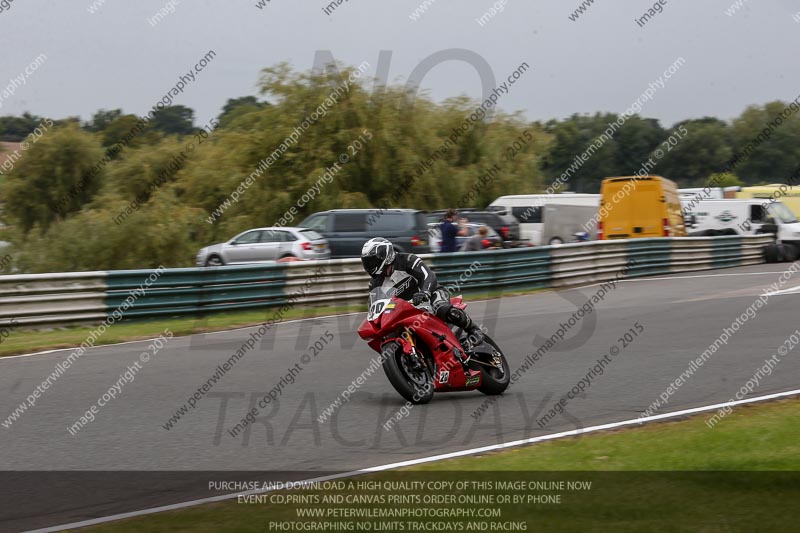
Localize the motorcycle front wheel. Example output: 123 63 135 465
381 339 435 404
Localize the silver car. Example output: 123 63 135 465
196 227 330 266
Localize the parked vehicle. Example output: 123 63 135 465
197 227 330 266
679 186 741 199
541 204 599 245
682 198 800 246
359 285 510 404
427 209 520 247
487 193 600 244
427 222 503 252
299 209 430 258
599 175 686 240
736 185 800 217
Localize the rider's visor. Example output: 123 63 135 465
361 254 385 275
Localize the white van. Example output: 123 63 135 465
678 186 741 201
681 198 800 244
488 193 600 245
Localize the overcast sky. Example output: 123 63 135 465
1 0 798 127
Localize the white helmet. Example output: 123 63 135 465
361 237 396 276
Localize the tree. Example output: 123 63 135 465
0 112 45 141
613 116 665 174
1 124 105 232
710 173 744 188
150 105 195 135
10 194 211 273
84 108 123 132
100 114 161 150
104 137 189 203
542 113 621 193
657 118 732 186
218 96 268 128
730 101 800 184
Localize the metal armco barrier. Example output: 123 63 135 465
105 265 288 319
0 271 107 327
0 235 774 328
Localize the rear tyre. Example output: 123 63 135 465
470 335 510 396
381 340 434 404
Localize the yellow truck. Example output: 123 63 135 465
736 185 800 217
598 175 686 240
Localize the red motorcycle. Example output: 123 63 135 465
358 286 510 404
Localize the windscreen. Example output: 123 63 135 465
367 286 394 321
767 202 798 224
300 229 324 240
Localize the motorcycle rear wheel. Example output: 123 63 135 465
381 340 435 404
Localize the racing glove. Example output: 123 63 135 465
412 292 430 306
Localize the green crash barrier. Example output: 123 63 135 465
626 238 674 278
104 264 288 319
100 237 772 322
711 236 745 269
429 247 552 294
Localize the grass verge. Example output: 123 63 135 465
87 396 800 532
0 304 363 358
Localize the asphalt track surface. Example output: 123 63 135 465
2 263 800 531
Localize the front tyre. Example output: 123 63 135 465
381 340 434 404
471 335 510 396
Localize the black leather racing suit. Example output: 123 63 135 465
368 253 481 347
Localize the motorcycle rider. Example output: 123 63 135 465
361 237 484 365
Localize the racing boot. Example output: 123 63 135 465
463 324 485 353
447 307 484 355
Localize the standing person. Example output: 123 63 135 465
439 208 467 253
461 226 489 251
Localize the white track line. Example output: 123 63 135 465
619 271 788 282
765 285 800 296
30 387 800 533
0 312 363 362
